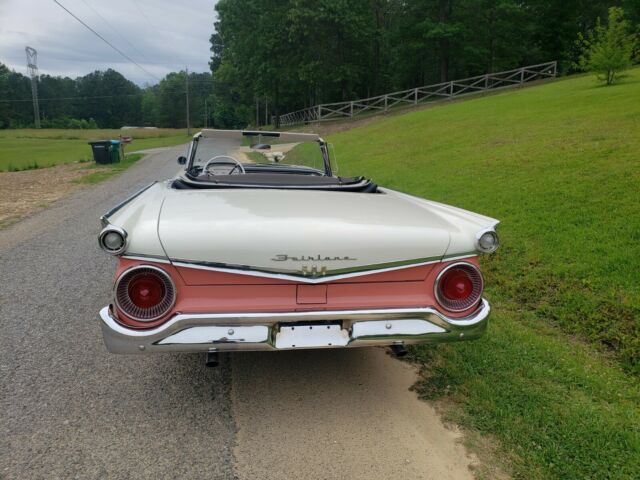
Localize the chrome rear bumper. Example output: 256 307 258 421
99 300 490 354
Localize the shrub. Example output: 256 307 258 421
576 7 637 85
40 117 100 129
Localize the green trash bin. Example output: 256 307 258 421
109 140 122 164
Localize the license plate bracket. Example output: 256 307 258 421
275 322 349 349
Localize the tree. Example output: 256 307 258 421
75 69 142 127
576 7 637 85
0 63 33 128
140 88 159 126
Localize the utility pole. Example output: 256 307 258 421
25 46 41 128
204 99 208 128
255 97 259 127
185 67 190 135
264 98 267 126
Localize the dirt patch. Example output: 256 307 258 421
0 163 106 228
232 347 483 480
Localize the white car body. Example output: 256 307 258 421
98 130 499 356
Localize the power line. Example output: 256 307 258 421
0 84 212 103
52 0 160 82
78 0 150 63
0 93 144 103
131 0 161 33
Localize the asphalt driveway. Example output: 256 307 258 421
1 146 477 480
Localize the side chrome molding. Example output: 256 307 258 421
100 181 157 227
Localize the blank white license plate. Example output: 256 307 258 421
275 323 349 349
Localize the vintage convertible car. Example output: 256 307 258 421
98 129 499 360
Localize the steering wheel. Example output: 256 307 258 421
202 155 245 175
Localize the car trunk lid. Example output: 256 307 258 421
158 188 453 281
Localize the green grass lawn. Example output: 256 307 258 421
74 153 144 185
0 128 189 171
326 69 640 479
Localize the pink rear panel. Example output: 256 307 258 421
297 285 328 304
112 257 481 328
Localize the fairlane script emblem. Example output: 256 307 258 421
272 254 358 277
272 254 358 262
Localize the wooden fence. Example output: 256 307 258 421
278 61 557 126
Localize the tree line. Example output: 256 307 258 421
1 1 638 130
210 0 640 127
0 64 213 130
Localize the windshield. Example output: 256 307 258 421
187 130 332 178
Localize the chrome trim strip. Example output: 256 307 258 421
170 253 479 283
171 256 445 283
441 252 478 262
100 181 157 226
99 299 490 353
122 254 171 264
122 253 479 281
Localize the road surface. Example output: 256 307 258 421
0 146 478 479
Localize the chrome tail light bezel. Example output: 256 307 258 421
475 228 500 253
99 226 128 255
434 262 484 312
114 265 176 322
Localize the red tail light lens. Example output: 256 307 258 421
115 266 176 322
435 263 483 312
128 275 164 309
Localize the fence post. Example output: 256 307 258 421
278 61 559 125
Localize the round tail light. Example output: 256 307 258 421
435 262 483 312
115 266 176 322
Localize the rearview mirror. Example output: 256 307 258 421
177 156 187 165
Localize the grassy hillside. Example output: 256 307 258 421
333 70 640 372
0 128 189 171
327 70 640 479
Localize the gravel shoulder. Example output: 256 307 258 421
1 146 236 479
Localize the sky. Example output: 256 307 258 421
0 0 217 85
